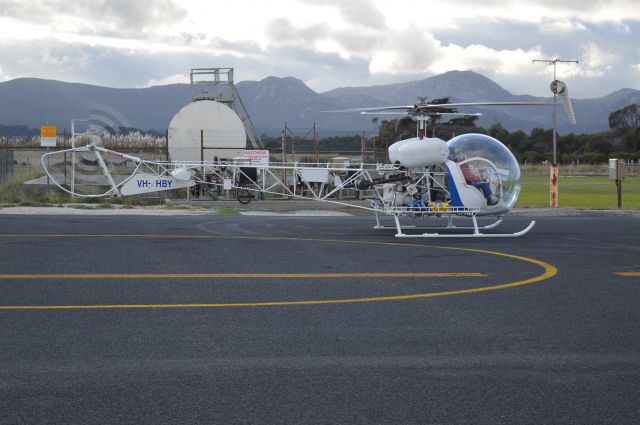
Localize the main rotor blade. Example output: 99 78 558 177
417 101 556 108
321 105 414 113
359 111 409 115
357 112 482 118
431 112 482 117
323 102 556 114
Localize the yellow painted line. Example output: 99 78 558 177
0 234 261 239
614 272 640 277
0 237 557 309
0 272 485 279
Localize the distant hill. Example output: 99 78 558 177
1 71 639 137
0 124 39 137
323 70 514 103
0 78 191 133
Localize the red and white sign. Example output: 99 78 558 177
243 149 269 167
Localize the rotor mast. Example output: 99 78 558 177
414 98 432 139
410 97 450 139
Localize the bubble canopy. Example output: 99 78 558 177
447 133 521 208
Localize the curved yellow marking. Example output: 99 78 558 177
615 272 640 277
0 234 557 309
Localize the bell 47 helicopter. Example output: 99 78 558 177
41 82 575 238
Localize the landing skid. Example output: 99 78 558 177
375 212 535 238
374 213 504 231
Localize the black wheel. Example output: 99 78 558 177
237 187 252 204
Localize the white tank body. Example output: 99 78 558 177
168 100 246 162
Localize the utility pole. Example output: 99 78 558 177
532 58 579 207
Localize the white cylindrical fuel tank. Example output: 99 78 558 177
388 137 448 168
168 100 246 162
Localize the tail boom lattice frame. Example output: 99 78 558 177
41 145 533 238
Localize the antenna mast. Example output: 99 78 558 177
532 58 579 207
532 58 579 164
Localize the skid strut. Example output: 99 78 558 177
384 212 534 238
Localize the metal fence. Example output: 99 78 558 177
2 145 639 181
520 161 640 177
0 148 13 182
1 142 638 207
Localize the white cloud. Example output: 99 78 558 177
264 16 384 60
616 23 631 34
540 18 587 34
430 44 547 77
265 18 328 47
407 0 640 24
369 27 547 80
298 0 386 28
369 30 443 74
577 42 616 77
582 43 616 68
0 0 639 98
143 73 190 87
332 28 385 56
0 0 188 35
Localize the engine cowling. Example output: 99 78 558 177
388 137 448 168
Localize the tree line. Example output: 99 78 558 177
372 102 640 164
4 104 639 164
262 103 640 164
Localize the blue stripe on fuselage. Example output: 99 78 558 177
445 162 464 207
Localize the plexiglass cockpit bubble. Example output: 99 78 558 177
447 133 521 208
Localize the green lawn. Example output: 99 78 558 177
517 175 640 209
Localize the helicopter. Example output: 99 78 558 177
41 82 575 238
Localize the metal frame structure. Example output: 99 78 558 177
41 143 535 238
281 123 319 163
190 68 263 149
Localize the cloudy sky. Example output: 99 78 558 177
0 0 638 98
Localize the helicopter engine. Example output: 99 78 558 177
388 137 448 169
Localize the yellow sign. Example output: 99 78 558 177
40 126 57 138
40 126 57 147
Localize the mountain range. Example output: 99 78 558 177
1 70 639 137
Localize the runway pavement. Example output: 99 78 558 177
0 209 639 424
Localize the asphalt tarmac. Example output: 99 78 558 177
0 209 639 424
